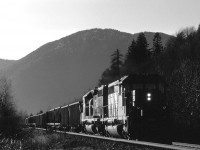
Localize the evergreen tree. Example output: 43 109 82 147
195 24 200 55
127 39 137 57
98 68 113 86
123 33 153 74
130 33 152 73
110 49 123 78
125 39 136 64
152 33 163 73
98 49 123 85
123 39 137 74
197 24 200 36
175 31 186 47
152 32 163 56
134 32 150 63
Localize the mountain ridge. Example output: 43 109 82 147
0 59 16 71
2 28 172 114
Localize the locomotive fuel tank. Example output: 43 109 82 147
105 124 123 137
85 124 97 134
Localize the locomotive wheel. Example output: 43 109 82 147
104 131 110 137
122 130 129 139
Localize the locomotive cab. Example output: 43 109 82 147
103 74 169 142
122 75 169 143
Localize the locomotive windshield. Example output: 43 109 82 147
108 86 114 94
98 89 103 96
145 84 156 90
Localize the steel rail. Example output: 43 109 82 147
36 128 195 150
173 142 200 149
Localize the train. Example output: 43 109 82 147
25 74 171 143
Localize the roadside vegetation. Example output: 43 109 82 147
0 77 27 135
0 128 161 150
0 77 27 149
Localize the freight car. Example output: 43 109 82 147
25 74 170 143
26 102 83 131
46 107 61 129
25 114 37 127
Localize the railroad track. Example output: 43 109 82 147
36 128 200 150
172 142 200 149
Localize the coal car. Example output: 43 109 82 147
25 115 37 127
60 105 70 131
68 101 82 132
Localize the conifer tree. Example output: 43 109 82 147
123 39 137 74
98 49 123 85
127 39 137 57
197 24 200 36
110 49 123 79
98 68 113 86
153 32 163 56
195 24 200 55
134 33 149 63
125 39 136 63
123 33 152 74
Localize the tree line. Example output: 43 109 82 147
99 24 200 143
99 31 164 85
0 77 26 137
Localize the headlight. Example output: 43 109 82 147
147 93 151 101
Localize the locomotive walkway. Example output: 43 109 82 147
36 128 199 150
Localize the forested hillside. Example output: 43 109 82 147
99 25 200 143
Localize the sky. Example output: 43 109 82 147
0 0 200 60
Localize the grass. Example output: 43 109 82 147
0 128 95 149
1 128 159 150
0 137 22 149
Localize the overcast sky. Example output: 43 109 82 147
0 0 200 60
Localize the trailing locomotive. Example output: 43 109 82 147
25 74 170 143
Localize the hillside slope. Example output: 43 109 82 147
0 59 15 70
4 28 171 114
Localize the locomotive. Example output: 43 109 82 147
25 74 170 143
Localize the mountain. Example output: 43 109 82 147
3 28 171 114
0 59 16 70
